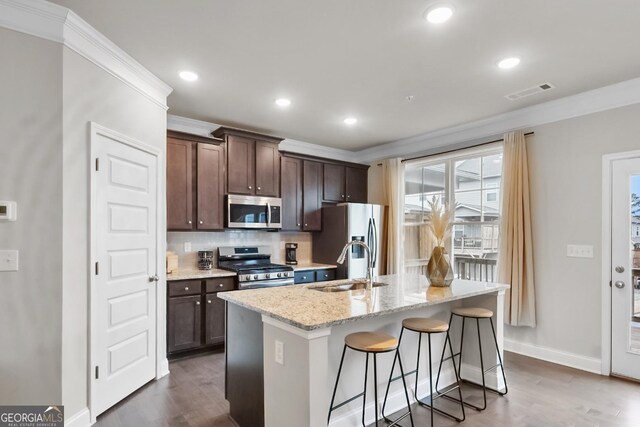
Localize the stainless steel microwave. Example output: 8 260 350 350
226 195 282 229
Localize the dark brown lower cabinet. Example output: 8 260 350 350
167 295 201 353
167 277 234 356
205 293 225 345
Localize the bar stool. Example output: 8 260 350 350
435 307 508 412
382 318 465 426
328 331 414 427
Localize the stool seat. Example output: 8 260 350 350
452 307 493 318
402 317 449 333
345 331 398 352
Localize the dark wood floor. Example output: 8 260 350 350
96 351 640 427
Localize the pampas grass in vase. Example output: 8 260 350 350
425 196 455 287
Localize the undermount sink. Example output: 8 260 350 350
311 280 389 292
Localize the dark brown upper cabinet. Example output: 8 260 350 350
167 138 193 229
302 160 323 231
346 166 368 203
166 131 225 231
323 163 346 202
281 156 303 230
213 127 283 197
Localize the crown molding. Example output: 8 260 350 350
357 77 640 163
167 114 359 163
0 0 172 109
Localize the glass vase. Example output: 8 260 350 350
426 246 454 287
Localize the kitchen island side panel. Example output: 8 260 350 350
226 303 264 427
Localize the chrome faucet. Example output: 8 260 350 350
337 240 373 284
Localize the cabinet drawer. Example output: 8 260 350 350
294 271 315 284
168 280 202 297
315 269 336 282
205 277 235 293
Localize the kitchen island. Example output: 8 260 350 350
219 275 508 427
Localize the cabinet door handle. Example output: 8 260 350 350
324 274 328 278
218 283 224 288
248 185 253 190
341 194 345 198
257 186 261 191
199 220 203 224
347 195 351 199
184 286 189 291
297 223 301 227
302 276 307 280
188 220 192 224
304 223 308 227
207 300 212 304
195 301 200 305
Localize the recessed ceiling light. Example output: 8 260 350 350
275 98 291 107
425 4 455 24
497 57 521 70
179 70 198 82
343 117 357 125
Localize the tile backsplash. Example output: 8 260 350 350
167 230 313 270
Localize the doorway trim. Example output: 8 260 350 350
88 122 168 423
601 149 640 376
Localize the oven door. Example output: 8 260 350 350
238 278 294 289
227 195 282 229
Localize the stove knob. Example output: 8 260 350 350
283 272 289 277
277 273 282 278
245 275 252 281
254 275 259 280
265 273 271 279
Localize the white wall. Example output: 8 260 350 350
504 103 640 362
0 28 63 405
61 47 168 417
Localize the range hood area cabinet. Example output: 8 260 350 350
167 131 225 231
280 156 324 231
323 163 368 203
212 127 283 197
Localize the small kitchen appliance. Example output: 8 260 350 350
198 251 214 270
285 243 298 265
218 246 294 289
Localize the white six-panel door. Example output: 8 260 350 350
611 157 640 380
91 126 158 416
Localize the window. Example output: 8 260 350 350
403 145 502 282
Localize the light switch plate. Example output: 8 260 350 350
0 250 19 271
184 242 191 252
567 244 594 258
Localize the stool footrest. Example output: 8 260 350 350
383 409 412 427
460 379 507 396
415 394 465 422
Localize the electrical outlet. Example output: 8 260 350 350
0 250 19 271
184 242 191 252
275 340 284 365
567 244 594 258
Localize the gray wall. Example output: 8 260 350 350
505 103 640 359
0 28 64 404
61 47 167 417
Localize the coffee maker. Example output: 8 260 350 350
285 243 298 265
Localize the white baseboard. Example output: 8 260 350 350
157 357 170 379
504 339 602 375
65 407 92 427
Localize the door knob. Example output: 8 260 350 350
615 266 625 273
615 281 625 289
148 275 159 282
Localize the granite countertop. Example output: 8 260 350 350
218 274 509 330
291 263 337 271
167 268 236 281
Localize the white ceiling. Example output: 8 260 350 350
53 0 640 150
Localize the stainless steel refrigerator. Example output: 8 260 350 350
313 203 385 280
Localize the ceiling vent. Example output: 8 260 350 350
505 83 555 101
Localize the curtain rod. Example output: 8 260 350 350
398 131 534 164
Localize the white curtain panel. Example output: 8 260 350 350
498 131 537 327
382 158 404 274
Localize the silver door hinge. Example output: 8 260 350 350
95 262 99 275
95 366 99 379
95 158 99 171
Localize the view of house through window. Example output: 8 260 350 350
403 146 502 282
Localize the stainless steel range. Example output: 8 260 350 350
217 246 294 290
